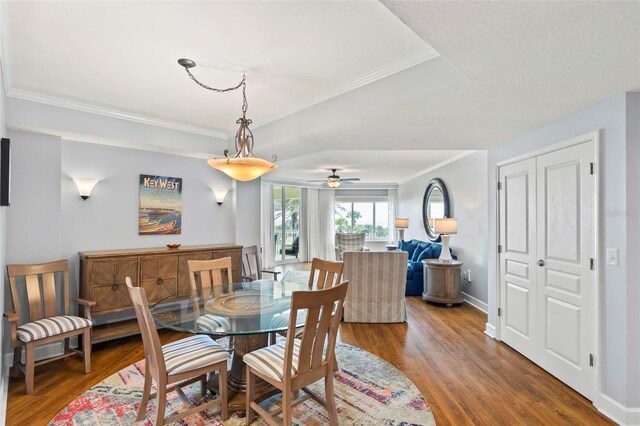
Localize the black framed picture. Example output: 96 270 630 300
1 138 10 206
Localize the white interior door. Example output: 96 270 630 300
499 158 537 360
498 139 595 400
535 142 595 399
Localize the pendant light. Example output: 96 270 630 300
178 58 278 181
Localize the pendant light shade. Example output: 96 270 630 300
207 157 278 181
178 58 278 181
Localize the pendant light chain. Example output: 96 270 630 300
177 58 278 181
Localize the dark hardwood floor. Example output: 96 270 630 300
6 264 612 425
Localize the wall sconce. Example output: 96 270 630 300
213 189 228 206
73 178 99 200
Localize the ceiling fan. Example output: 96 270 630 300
307 169 361 188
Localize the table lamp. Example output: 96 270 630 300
433 218 457 262
395 218 409 242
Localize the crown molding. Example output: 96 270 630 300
251 47 440 131
0 0 437 141
399 150 478 184
6 88 229 139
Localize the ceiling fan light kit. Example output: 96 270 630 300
178 58 278 181
307 168 360 188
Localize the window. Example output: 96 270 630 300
334 198 389 240
273 186 301 263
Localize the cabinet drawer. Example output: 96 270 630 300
141 255 178 280
91 258 138 286
141 277 177 303
93 283 132 312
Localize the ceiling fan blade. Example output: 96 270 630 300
341 178 361 181
306 179 329 182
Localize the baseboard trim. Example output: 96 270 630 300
462 292 488 313
484 323 496 339
595 392 640 425
0 364 8 426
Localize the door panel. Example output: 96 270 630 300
499 158 537 359
499 139 595 401
536 142 594 399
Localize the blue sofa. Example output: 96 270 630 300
398 239 456 296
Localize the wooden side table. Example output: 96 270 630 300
422 259 463 307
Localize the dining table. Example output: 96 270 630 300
150 278 309 413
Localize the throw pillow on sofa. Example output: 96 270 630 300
398 240 419 258
415 245 435 262
411 242 431 262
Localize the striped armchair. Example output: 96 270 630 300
342 251 408 323
334 233 369 261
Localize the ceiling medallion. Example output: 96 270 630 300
178 58 278 181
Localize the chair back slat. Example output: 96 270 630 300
25 275 43 321
6 260 70 325
126 277 165 379
242 245 261 280
41 272 58 318
188 258 232 294
309 258 344 290
285 281 348 381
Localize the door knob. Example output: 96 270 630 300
537 260 545 267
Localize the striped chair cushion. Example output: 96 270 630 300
269 309 307 330
243 339 301 382
16 316 92 343
163 335 229 375
196 314 232 333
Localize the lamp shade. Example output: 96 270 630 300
207 157 278 182
432 218 457 234
213 189 228 205
394 218 409 229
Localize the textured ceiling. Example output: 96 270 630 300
3 1 640 186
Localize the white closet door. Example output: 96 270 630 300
499 158 538 360
535 142 595 399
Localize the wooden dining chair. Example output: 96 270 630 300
270 258 344 347
244 281 349 426
125 278 229 425
241 245 280 282
4 260 95 394
188 258 234 346
308 258 344 290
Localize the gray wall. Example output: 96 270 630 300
625 93 640 407
0 57 8 392
398 151 489 306
4 129 246 350
487 93 638 409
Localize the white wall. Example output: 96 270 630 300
487 93 638 415
398 151 489 306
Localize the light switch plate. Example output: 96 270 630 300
607 248 619 266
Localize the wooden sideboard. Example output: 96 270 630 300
79 244 242 344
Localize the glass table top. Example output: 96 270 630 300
149 279 310 336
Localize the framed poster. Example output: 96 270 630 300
139 174 182 235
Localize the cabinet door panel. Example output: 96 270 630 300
93 283 131 312
141 277 177 303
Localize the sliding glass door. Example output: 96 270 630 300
273 186 301 264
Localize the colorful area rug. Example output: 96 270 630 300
50 343 435 425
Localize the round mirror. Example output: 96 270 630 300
422 178 450 241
